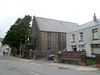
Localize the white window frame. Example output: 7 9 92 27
92 28 99 40
79 32 84 42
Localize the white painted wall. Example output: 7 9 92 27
67 24 100 57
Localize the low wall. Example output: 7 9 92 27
22 50 41 59
22 50 58 59
54 51 86 66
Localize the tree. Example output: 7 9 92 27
2 15 32 54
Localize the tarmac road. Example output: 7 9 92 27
0 47 100 75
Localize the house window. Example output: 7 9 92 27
71 34 75 43
78 44 85 51
48 33 51 50
92 28 99 40
91 44 100 54
79 32 84 42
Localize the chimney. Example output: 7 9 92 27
93 13 97 22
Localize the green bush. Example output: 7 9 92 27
86 59 96 65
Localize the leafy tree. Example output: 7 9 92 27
2 15 32 54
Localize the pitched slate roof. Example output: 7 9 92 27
35 17 78 33
72 19 100 32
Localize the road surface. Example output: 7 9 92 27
0 47 100 75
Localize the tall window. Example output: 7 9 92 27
48 33 51 50
72 34 75 43
92 28 99 40
79 32 84 42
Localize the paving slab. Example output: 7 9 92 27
47 63 99 71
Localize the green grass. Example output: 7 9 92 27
86 59 96 65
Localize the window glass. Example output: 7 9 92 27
71 34 75 43
92 28 99 40
79 32 84 42
78 44 85 51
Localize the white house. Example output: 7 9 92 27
67 13 100 57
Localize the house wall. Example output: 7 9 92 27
32 17 66 52
39 31 66 52
67 24 100 57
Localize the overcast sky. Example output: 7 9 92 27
0 0 100 38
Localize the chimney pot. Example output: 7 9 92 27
93 13 97 22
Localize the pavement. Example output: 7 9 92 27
19 57 100 72
47 63 99 71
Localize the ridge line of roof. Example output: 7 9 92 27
68 19 100 33
80 18 100 26
35 16 78 24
